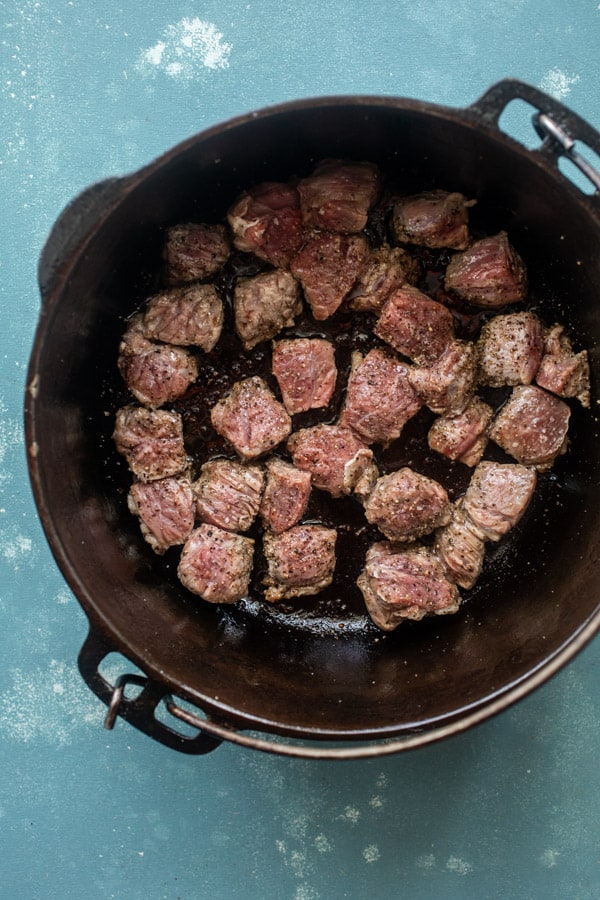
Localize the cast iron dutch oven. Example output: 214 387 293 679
25 80 600 759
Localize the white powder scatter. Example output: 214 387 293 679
539 68 581 100
375 772 389 789
369 795 384 810
1 528 35 570
313 833 332 854
294 886 320 900
338 805 361 824
56 588 73 605
416 853 436 869
446 856 473 875
0 659 103 745
540 849 560 868
136 18 232 80
362 844 381 864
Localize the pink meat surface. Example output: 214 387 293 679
234 269 302 350
263 524 337 602
288 424 378 498
272 338 337 414
290 232 369 320
363 468 451 542
357 542 461 630
118 321 198 409
489 385 571 469
444 231 527 307
339 348 422 445
141 283 224 350
113 406 188 482
535 324 590 407
227 181 304 268
462 461 537 541
477 311 544 387
260 458 312 535
427 396 493 467
193 459 264 532
128 476 195 554
433 503 486 589
347 244 420 313
375 284 455 365
162 222 230 284
178 524 254 604
210 376 292 460
297 159 380 233
408 339 478 416
391 189 476 250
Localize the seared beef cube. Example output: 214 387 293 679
234 270 302 350
288 424 378 499
434 503 486 589
226 181 304 268
263 524 337 602
113 406 188 482
444 231 527 307
339 348 422 445
290 232 369 320
462 461 537 541
375 285 455 365
163 222 230 284
489 385 570 469
193 459 264 533
118 320 198 409
427 397 493 467
297 159 380 233
391 190 476 250
141 283 224 350
272 337 337 414
128 476 195 554
408 339 478 416
210 376 292 460
357 542 461 630
363 468 451 542
478 312 544 387
347 244 420 313
260 458 312 535
536 324 591 407
178 524 254 604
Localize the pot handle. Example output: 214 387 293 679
77 625 223 755
468 78 600 199
38 176 131 304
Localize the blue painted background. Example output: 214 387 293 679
1 2 599 898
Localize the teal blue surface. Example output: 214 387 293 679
1 2 599 898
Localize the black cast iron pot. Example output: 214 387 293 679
25 80 600 759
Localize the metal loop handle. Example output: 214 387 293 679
533 112 600 193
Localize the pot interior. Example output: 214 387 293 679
29 98 600 739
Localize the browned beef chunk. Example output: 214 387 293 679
375 285 455 365
118 320 198 409
141 283 224 350
339 348 422 445
234 270 302 350
290 232 369 320
462 461 537 541
346 244 420 313
272 337 337 414
193 459 264 533
357 542 461 630
535 324 591 407
178 524 254 604
297 159 380 233
210 376 292 460
226 181 304 268
408 339 478 415
391 190 476 250
444 231 527 307
263 524 337 602
489 385 570 469
288 423 378 498
113 406 188 482
477 312 544 387
128 476 195 554
363 468 451 542
162 223 230 284
260 458 312 535
427 396 493 466
433 503 486 589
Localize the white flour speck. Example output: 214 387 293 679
56 588 72 605
136 18 232 80
540 848 560 868
1 528 35 570
338 805 361 824
313 834 332 854
416 853 436 869
362 844 381 863
369 795 384 809
446 856 473 875
539 68 580 100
